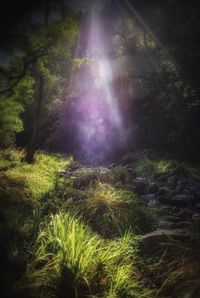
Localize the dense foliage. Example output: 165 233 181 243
1 1 200 297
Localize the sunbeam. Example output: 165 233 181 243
70 7 125 162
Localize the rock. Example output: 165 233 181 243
161 215 181 222
157 193 173 204
174 186 183 194
72 170 97 189
140 229 189 254
121 153 137 164
69 161 84 171
195 203 200 211
58 169 68 175
171 194 196 207
167 176 178 184
177 208 193 220
158 220 177 230
158 187 171 195
192 213 200 221
175 221 191 229
190 185 200 196
183 188 192 195
141 194 156 203
132 177 148 194
148 182 158 194
148 200 158 207
99 168 112 183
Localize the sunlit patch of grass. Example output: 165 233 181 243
0 148 25 171
69 183 157 237
0 150 72 208
134 155 200 179
24 212 153 298
5 152 71 198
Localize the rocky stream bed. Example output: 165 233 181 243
59 161 200 253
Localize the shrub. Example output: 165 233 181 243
25 212 152 298
66 183 157 238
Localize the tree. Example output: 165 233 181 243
0 10 79 162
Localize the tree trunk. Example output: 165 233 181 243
26 65 44 163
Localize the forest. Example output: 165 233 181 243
0 0 200 297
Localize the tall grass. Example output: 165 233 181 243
71 183 157 237
26 212 152 298
147 240 200 298
134 155 200 178
0 150 72 209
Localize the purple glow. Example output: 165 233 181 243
69 10 128 162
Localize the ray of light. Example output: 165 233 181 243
121 0 183 78
70 7 125 162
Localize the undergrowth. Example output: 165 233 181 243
1 148 200 298
68 182 158 237
23 212 153 298
134 154 200 179
145 239 200 298
0 149 72 207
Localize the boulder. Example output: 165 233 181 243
148 200 158 207
175 221 191 229
140 229 189 254
192 213 200 221
148 182 158 194
132 177 148 194
141 194 156 203
158 220 177 230
177 208 193 220
160 215 181 223
171 194 196 207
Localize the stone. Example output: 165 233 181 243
148 200 157 207
121 153 137 164
158 220 177 230
141 194 156 203
174 186 183 194
160 215 181 223
132 177 148 194
171 194 196 207
177 208 193 220
192 213 200 221
148 182 158 194
175 221 191 229
157 193 173 204
140 229 189 254
167 176 178 184
195 203 200 211
157 187 172 196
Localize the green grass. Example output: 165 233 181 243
1 148 199 298
0 149 72 207
145 240 200 298
24 211 153 298
65 182 158 237
134 154 200 179
0 148 25 170
0 149 73 296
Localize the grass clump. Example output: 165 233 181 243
0 148 25 170
146 240 200 298
134 155 200 179
0 150 72 207
69 183 157 237
25 211 152 298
